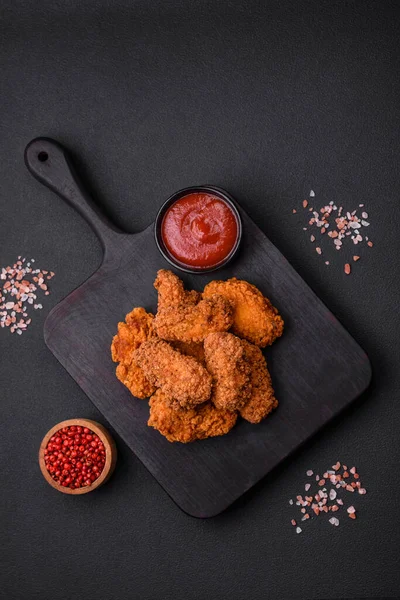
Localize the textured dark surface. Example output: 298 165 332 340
1 0 400 598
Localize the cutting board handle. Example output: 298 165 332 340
25 138 122 250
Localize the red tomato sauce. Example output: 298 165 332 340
161 192 239 268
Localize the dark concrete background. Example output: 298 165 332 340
1 1 399 598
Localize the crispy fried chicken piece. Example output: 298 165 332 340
148 389 237 443
154 269 200 312
203 278 284 347
116 363 156 399
154 293 233 343
133 338 212 408
111 307 155 367
239 341 278 423
111 307 156 399
171 340 206 364
204 332 251 411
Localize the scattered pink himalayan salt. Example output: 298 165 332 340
292 192 374 273
289 462 366 534
0 257 54 335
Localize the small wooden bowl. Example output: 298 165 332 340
39 419 117 495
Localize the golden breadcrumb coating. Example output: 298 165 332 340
171 340 206 364
203 278 284 347
148 389 237 443
154 269 200 312
239 341 278 423
154 293 233 343
116 363 156 399
204 332 251 411
133 338 212 408
111 307 155 367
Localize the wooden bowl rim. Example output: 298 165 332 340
39 418 117 495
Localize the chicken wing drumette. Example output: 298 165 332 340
203 278 283 347
148 389 237 443
204 332 252 411
153 270 233 343
133 338 212 408
111 307 156 398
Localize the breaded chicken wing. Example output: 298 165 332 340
203 278 284 347
154 269 200 312
133 338 212 408
111 307 155 367
148 389 237 443
204 332 251 411
111 307 156 398
239 341 278 423
154 293 233 343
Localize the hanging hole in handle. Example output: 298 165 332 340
38 151 48 162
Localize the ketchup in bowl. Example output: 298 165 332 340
160 191 240 271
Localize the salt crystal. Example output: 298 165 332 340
361 220 370 226
361 212 368 219
347 505 356 514
306 470 313 476
309 190 315 197
329 489 337 500
289 499 293 505
329 517 339 526
337 499 343 505
296 527 302 534
305 483 311 491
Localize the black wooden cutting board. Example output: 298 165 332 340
25 137 371 517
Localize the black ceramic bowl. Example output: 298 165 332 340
154 185 242 274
